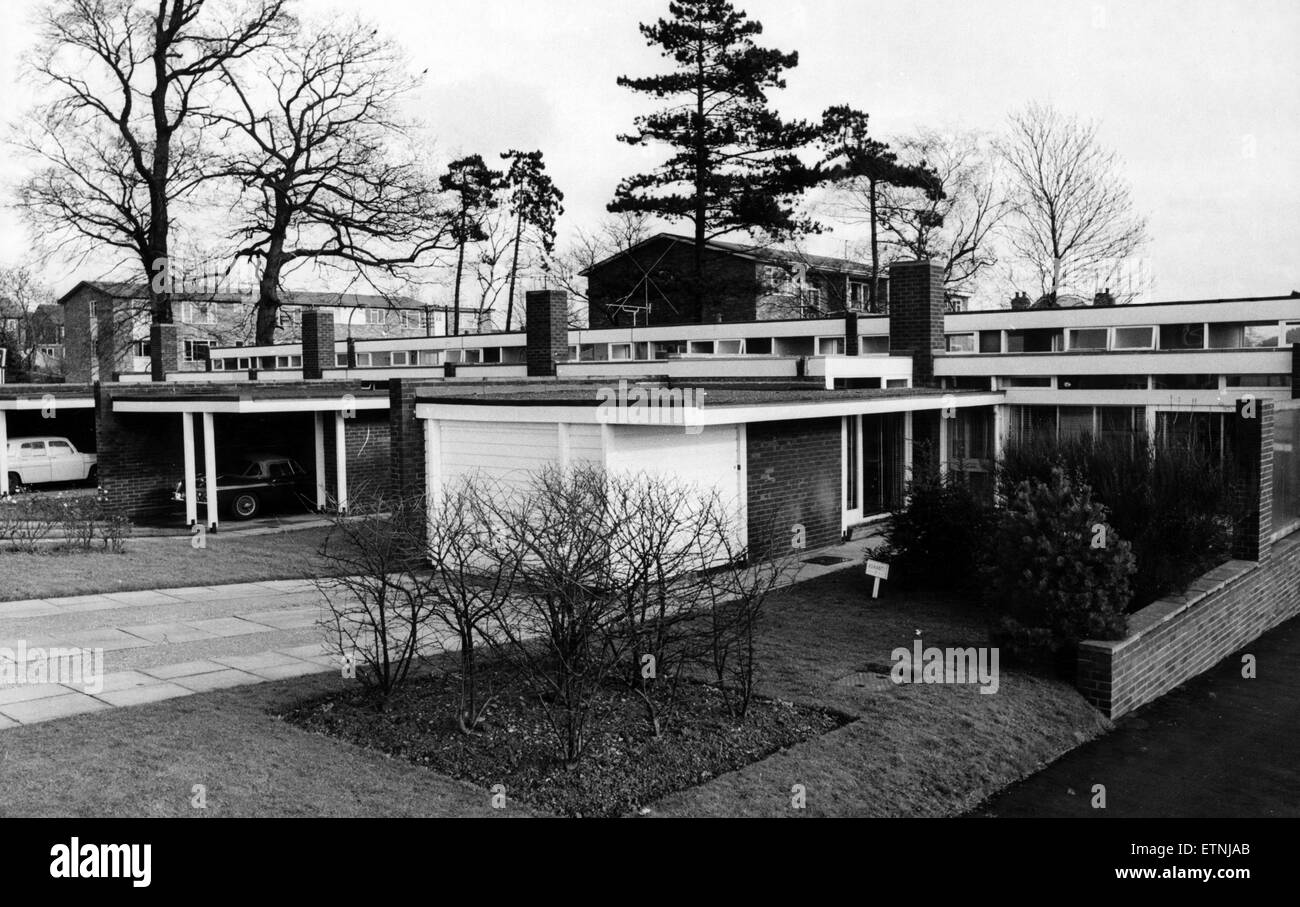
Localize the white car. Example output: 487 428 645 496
5 436 98 488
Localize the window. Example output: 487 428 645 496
391 350 409 366
885 378 909 388
860 336 889 354
1066 328 1108 350
716 340 742 355
804 286 823 310
819 337 846 356
355 352 372 367
462 349 482 364
180 302 216 325
689 340 715 355
1113 326 1155 349
849 281 869 307
1006 329 1063 353
418 350 440 366
1207 323 1244 348
979 332 1002 353
1157 411 1226 459
1160 323 1205 350
19 441 45 457
1285 323 1300 345
1100 406 1146 443
371 351 392 367
946 333 976 353
999 376 1052 388
1244 323 1280 347
49 440 73 453
365 308 389 325
183 340 210 362
236 357 251 369
1226 374 1291 388
132 340 151 358
336 353 349 367
1058 374 1147 390
1152 373 1216 390
211 359 226 370
745 337 773 355
1059 406 1095 439
610 344 632 360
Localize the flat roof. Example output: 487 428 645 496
0 383 96 410
107 380 390 414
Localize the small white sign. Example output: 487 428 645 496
865 560 891 580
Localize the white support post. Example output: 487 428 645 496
557 422 571 471
0 409 9 496
182 412 197 527
425 418 442 513
903 411 914 484
314 412 327 511
202 412 218 531
334 411 348 513
938 408 950 478
992 404 1006 461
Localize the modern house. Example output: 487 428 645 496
57 281 453 382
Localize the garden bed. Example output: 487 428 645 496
283 668 850 817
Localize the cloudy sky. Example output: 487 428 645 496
1 0 1297 302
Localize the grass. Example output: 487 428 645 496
0 565 1110 816
0 526 339 601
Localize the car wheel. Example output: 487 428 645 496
230 492 260 520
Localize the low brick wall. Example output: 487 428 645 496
1077 532 1300 719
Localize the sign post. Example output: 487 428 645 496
864 559 890 599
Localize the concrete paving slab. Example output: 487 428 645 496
102 589 187 606
0 600 61 618
0 683 75 705
42 594 120 611
1 692 111 724
172 669 263 693
95 682 193 708
185 617 275 638
140 659 228 680
118 622 219 645
235 608 321 630
0 714 18 730
214 651 303 673
57 627 153 651
249 660 331 681
95 670 163 693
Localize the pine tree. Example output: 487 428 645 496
610 0 822 318
500 150 565 331
440 155 502 335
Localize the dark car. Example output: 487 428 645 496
173 453 312 520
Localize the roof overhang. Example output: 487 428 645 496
112 395 388 414
0 395 96 411
415 391 1003 426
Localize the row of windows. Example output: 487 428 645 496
947 321 1300 354
567 335 891 362
974 374 1292 391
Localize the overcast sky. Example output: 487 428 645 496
1 0 1297 302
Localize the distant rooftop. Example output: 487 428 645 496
581 231 877 278
57 280 432 310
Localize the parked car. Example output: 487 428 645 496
173 453 312 520
4 436 97 490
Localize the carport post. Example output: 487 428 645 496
0 409 9 496
182 412 198 527
334 411 348 513
314 412 327 511
202 412 218 531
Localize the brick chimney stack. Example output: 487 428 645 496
1093 287 1116 307
301 309 335 380
887 260 945 386
1010 292 1031 310
526 289 569 377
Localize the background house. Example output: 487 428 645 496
58 281 448 382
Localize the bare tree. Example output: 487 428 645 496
14 0 288 338
874 128 1010 306
998 102 1148 301
208 17 451 344
0 266 59 381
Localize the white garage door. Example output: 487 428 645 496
440 420 561 495
606 423 745 545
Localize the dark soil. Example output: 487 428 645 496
281 669 850 817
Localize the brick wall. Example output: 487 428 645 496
324 410 391 505
301 310 335 380
887 260 945 386
1076 397 1295 718
388 378 424 502
526 290 569 377
746 418 842 554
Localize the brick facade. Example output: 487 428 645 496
1077 398 1295 718
746 418 842 554
388 378 425 503
301 310 335 380
888 260 945 387
526 290 569 377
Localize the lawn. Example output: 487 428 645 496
0 526 339 601
0 566 1110 817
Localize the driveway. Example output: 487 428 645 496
975 615 1300 817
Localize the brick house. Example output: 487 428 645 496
583 232 887 328
58 281 445 382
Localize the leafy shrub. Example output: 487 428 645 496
981 470 1134 667
1001 435 1241 609
871 469 994 597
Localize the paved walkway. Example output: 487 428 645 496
0 535 874 729
975 614 1300 817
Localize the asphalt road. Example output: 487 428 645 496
975 616 1300 818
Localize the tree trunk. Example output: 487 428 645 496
869 179 881 312
693 41 707 323
505 213 523 331
254 254 284 346
451 222 466 337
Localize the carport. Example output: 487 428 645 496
110 386 389 529
0 385 97 496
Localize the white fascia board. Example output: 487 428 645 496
944 298 1300 330
415 392 1003 426
113 396 389 414
1000 389 1256 409
936 349 1291 376
0 396 96 410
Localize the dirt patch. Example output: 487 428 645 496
282 670 851 818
